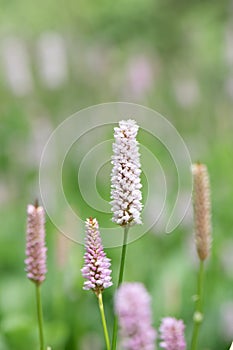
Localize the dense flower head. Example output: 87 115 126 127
81 217 112 293
191 163 212 260
114 282 156 350
159 317 186 350
110 119 143 226
25 202 47 284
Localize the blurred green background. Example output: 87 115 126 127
1 0 233 349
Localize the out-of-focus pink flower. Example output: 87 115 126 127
126 55 154 98
115 282 156 350
37 32 68 89
1 37 33 96
159 317 186 350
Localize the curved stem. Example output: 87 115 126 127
191 260 205 350
111 226 129 350
98 292 111 350
35 284 45 350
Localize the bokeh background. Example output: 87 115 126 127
1 1 233 349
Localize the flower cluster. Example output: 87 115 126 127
114 282 156 350
110 119 143 226
25 203 47 284
81 217 112 294
23 119 212 350
159 317 186 350
191 163 212 260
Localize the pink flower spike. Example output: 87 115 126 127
25 201 47 284
81 217 113 294
159 317 186 350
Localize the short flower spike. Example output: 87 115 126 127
81 218 112 294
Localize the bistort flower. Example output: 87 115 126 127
25 201 47 284
110 119 143 226
114 282 156 350
159 317 186 350
191 163 212 260
81 217 112 294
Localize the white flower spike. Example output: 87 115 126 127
110 119 143 226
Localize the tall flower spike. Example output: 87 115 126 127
81 218 112 294
114 282 156 350
25 201 47 284
110 119 142 226
191 163 212 260
159 317 186 350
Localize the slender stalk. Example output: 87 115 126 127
35 283 45 350
111 226 129 350
191 260 205 350
117 226 129 286
98 292 111 350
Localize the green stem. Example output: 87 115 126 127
111 226 129 350
35 283 45 350
191 260 205 350
98 292 111 350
